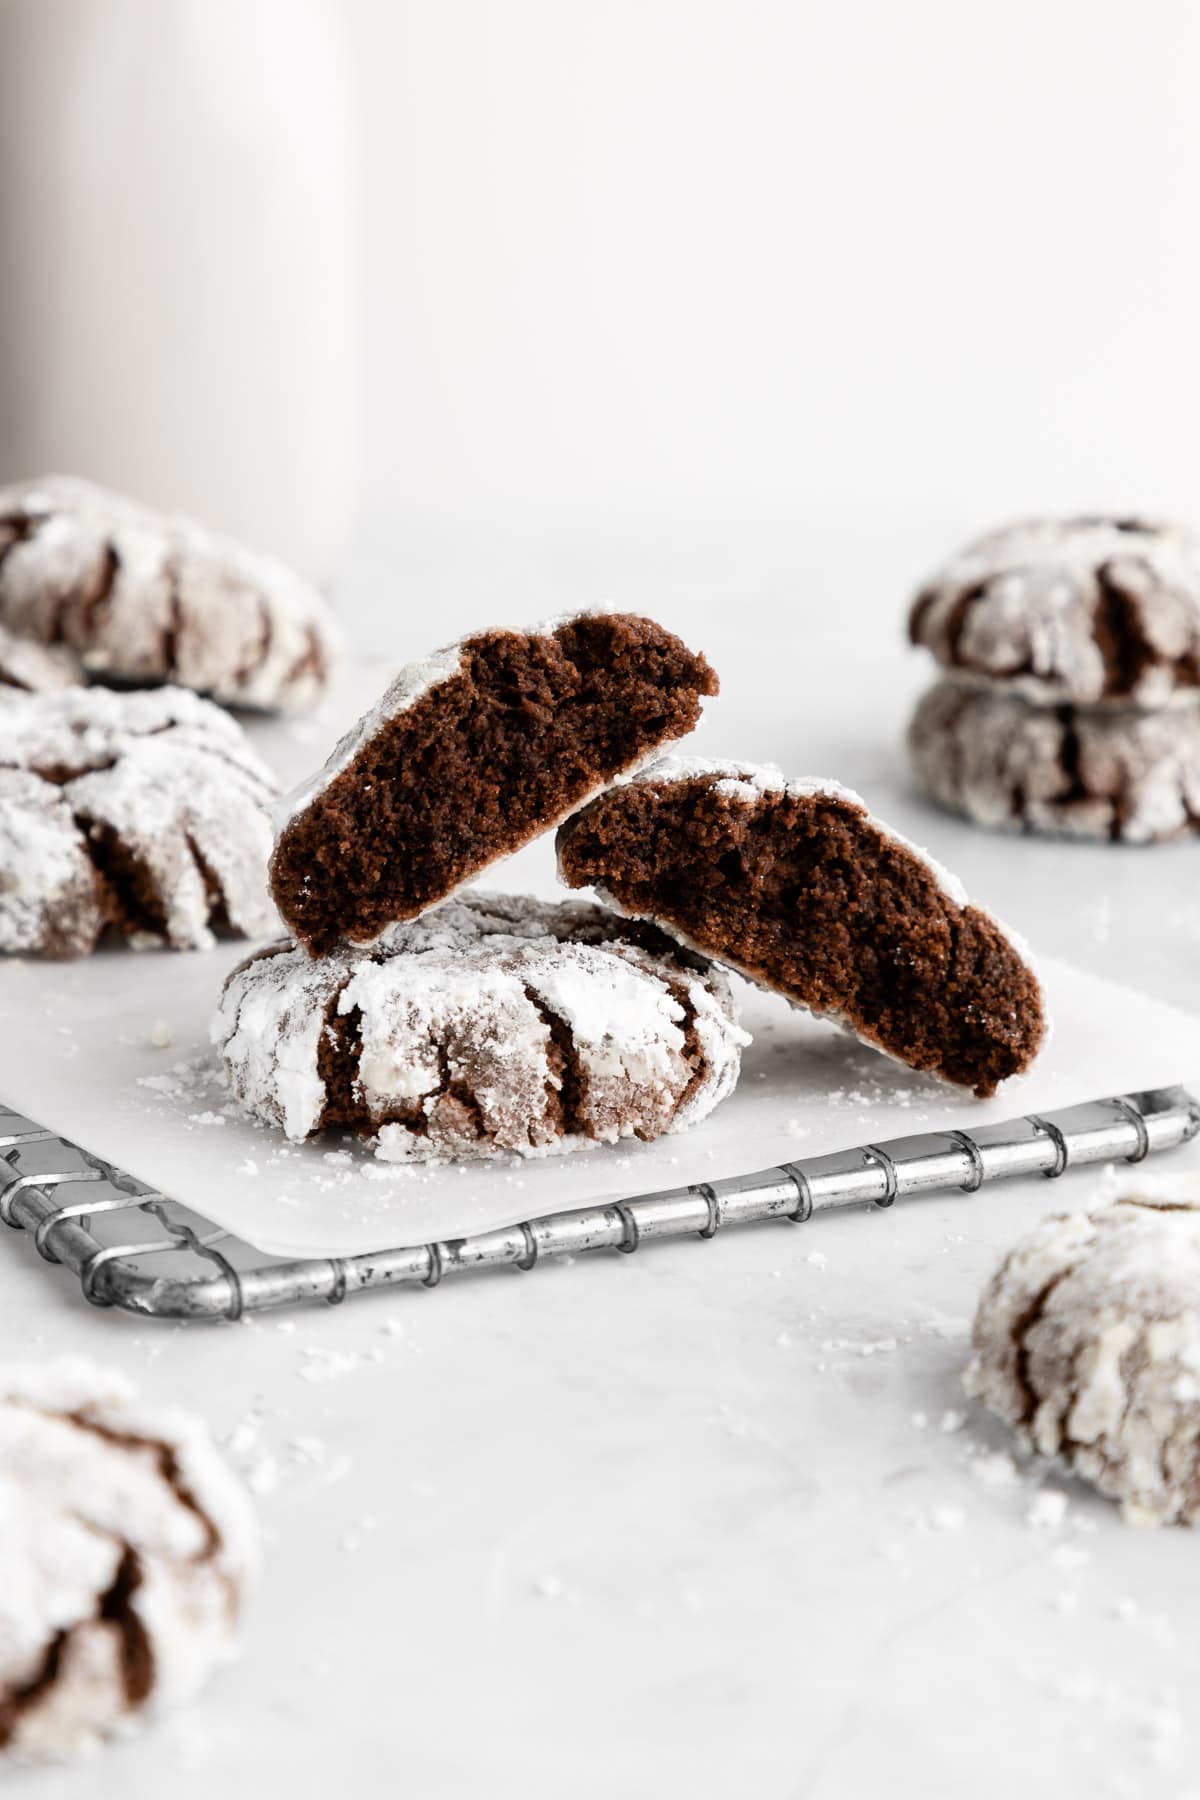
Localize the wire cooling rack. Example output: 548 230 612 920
1 1085 1196 1323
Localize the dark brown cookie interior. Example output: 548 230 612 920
558 775 1045 1097
271 613 716 954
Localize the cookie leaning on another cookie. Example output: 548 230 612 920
214 893 748 1160
910 515 1200 709
0 686 279 956
0 1358 258 1763
0 476 339 713
909 679 1200 844
556 756 1046 1098
270 611 717 955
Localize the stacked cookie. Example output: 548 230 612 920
0 474 342 956
907 516 1200 843
215 609 1048 1164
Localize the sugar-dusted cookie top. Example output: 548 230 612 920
0 1357 258 1762
966 1186 1200 1526
0 475 338 713
270 611 717 954
0 685 279 956
910 515 1200 707
215 892 747 1160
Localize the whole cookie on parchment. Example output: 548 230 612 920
909 515 1200 708
0 685 279 957
0 476 338 713
0 1359 258 1763
966 1188 1200 1526
214 892 748 1160
908 679 1200 844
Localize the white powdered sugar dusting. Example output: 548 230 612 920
966 1185 1200 1525
910 679 1200 845
0 1358 259 1764
0 475 339 713
0 685 280 954
0 621 81 692
910 515 1200 708
213 892 748 1160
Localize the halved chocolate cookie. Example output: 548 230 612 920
556 758 1046 1097
270 611 717 954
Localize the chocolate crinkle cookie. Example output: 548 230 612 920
909 515 1200 709
0 1359 258 1763
269 610 717 954
0 475 338 713
0 685 279 956
908 679 1200 844
0 621 81 693
213 893 748 1160
556 757 1046 1098
966 1188 1200 1527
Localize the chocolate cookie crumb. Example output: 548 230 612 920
270 611 717 954
556 757 1045 1097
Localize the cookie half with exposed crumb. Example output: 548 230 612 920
556 757 1046 1097
0 475 338 713
0 1357 258 1763
966 1185 1200 1526
269 611 717 955
0 685 279 956
214 893 747 1160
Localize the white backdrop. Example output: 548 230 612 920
344 0 1200 542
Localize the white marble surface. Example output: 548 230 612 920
7 523 1200 1800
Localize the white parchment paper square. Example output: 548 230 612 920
0 944 1197 1258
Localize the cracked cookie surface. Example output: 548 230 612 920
910 515 1200 708
269 610 717 954
0 685 279 956
0 476 338 713
908 679 1200 844
0 1358 258 1763
214 892 748 1160
966 1188 1200 1526
556 756 1045 1098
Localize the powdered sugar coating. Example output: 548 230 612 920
909 679 1200 844
910 515 1200 708
966 1186 1200 1526
213 892 748 1160
0 686 280 955
0 1358 259 1763
0 622 81 693
0 476 339 713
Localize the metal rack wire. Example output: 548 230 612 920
1 1085 1196 1322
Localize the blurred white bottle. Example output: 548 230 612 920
0 0 360 584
